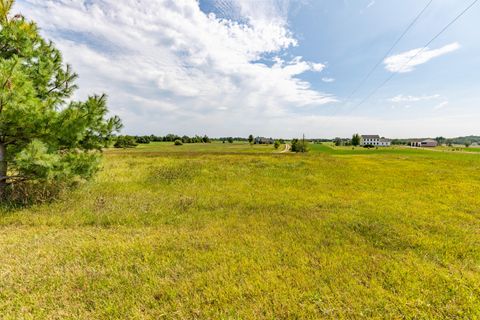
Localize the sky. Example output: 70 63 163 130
14 0 480 138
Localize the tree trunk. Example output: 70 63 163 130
0 143 7 200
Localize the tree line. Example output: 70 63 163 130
114 134 289 148
114 134 213 148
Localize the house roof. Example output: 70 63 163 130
362 135 380 139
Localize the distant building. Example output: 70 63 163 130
361 135 391 147
410 139 438 147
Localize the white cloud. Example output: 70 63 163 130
384 42 461 73
389 94 440 103
272 56 325 75
366 1 375 9
14 0 334 134
322 77 335 83
311 63 326 72
433 101 449 110
389 95 449 111
212 0 291 25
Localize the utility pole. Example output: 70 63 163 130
302 133 305 153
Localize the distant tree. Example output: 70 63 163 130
114 136 137 149
227 137 234 144
465 142 471 148
202 135 210 143
334 138 343 147
291 138 309 153
391 139 407 145
174 139 183 146
135 136 151 144
274 140 281 149
164 134 180 142
0 3 122 200
352 134 361 146
248 134 254 145
435 136 446 146
181 135 191 143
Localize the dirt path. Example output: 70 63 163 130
281 144 291 153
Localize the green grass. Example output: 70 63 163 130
1 142 480 318
310 143 480 158
456 147 480 153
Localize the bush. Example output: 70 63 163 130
274 140 281 149
4 179 71 207
114 136 138 148
291 138 309 153
174 139 183 146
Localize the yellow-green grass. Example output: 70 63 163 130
117 141 281 154
1 143 480 319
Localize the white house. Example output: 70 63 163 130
361 135 391 147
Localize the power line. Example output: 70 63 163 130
346 0 434 100
329 0 433 118
344 0 479 115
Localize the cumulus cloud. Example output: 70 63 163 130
14 0 334 135
212 0 291 25
384 42 460 73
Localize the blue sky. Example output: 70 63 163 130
15 0 480 138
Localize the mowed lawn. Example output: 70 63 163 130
1 143 480 319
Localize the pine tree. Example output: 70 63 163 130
0 0 122 200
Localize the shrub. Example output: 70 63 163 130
114 136 138 148
291 139 309 153
174 139 183 146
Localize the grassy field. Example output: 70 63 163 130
1 142 480 319
116 141 284 154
